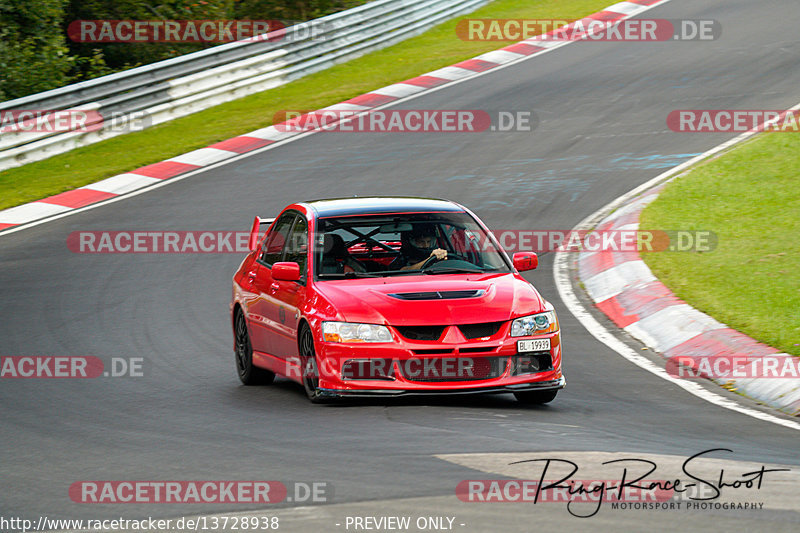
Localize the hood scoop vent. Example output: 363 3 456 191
389 290 485 300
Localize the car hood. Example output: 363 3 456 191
314 272 545 325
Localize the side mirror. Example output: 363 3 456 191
513 252 538 272
272 262 301 281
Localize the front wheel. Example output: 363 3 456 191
514 389 558 405
299 325 327 403
234 310 275 385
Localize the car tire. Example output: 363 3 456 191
299 324 327 403
514 389 558 405
234 310 275 385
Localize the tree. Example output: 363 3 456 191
0 0 369 101
0 0 75 100
64 0 236 74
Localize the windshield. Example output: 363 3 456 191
314 212 511 278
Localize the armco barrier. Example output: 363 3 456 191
0 0 488 171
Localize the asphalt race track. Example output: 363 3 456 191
2 0 800 530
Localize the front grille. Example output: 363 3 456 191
395 325 446 341
459 346 498 354
389 290 484 300
399 356 507 382
457 321 504 339
412 348 454 355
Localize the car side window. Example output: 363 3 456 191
261 213 295 265
283 216 308 277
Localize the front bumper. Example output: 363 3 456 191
317 376 566 398
313 327 563 394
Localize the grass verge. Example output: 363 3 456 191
639 133 800 356
0 0 611 211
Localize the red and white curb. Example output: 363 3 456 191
576 184 800 417
0 0 669 234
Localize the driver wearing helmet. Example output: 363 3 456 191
398 223 448 270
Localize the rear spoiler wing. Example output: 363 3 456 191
248 216 276 251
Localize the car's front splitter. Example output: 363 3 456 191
316 376 565 398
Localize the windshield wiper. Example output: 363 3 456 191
420 267 487 274
318 271 382 278
372 269 426 276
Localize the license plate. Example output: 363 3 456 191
517 339 550 352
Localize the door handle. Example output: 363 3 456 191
270 282 280 293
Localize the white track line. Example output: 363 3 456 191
553 101 800 432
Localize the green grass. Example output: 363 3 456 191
639 133 800 356
0 0 610 210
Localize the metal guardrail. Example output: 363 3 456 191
0 0 489 172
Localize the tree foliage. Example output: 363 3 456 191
0 0 74 100
0 0 368 101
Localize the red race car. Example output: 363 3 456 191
230 197 564 404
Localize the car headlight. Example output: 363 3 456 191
510 311 558 337
322 321 393 343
